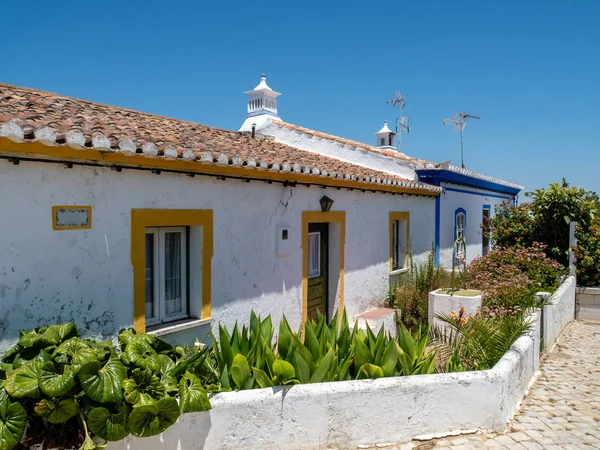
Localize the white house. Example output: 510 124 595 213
0 82 440 353
240 75 524 269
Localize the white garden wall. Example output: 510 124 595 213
0 159 435 353
541 276 576 352
105 277 574 450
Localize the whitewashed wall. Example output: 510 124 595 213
542 276 575 353
438 183 514 268
0 159 435 353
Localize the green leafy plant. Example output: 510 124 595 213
486 179 598 266
0 324 212 450
386 247 451 330
574 217 600 287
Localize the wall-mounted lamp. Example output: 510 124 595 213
319 195 334 212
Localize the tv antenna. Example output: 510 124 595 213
386 91 410 152
443 112 480 169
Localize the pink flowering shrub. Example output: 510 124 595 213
467 243 567 310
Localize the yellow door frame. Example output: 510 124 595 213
131 209 213 332
301 211 346 327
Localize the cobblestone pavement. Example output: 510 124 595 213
387 320 600 450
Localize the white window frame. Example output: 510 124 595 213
307 232 321 279
145 226 188 326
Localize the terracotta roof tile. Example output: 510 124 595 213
0 83 441 193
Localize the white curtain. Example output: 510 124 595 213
164 232 182 316
308 233 320 278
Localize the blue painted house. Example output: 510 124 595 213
416 163 523 267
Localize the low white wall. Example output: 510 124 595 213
542 276 575 353
576 286 600 321
105 278 573 450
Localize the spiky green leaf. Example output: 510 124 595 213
231 354 251 389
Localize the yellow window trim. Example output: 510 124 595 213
301 211 346 329
0 138 439 197
389 212 410 272
52 205 92 230
131 209 213 332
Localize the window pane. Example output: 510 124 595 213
308 233 320 278
164 232 183 316
145 233 155 319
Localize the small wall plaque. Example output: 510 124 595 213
52 206 92 230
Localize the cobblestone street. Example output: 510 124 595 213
393 320 600 449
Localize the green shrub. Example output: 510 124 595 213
574 217 600 287
386 248 451 330
0 324 212 450
486 180 598 266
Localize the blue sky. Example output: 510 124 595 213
3 0 599 194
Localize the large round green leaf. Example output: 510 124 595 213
39 362 76 398
53 338 97 367
18 324 78 349
78 358 127 403
4 361 43 399
87 403 130 441
128 397 180 438
178 372 211 413
122 369 165 407
1 345 22 364
33 398 79 424
124 338 160 373
0 394 26 450
118 329 154 347
86 340 114 363
158 355 178 394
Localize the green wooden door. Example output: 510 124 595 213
307 222 329 321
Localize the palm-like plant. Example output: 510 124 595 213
429 296 547 372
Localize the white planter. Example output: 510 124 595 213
428 288 482 331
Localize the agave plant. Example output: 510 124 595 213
0 324 212 450
211 309 437 390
